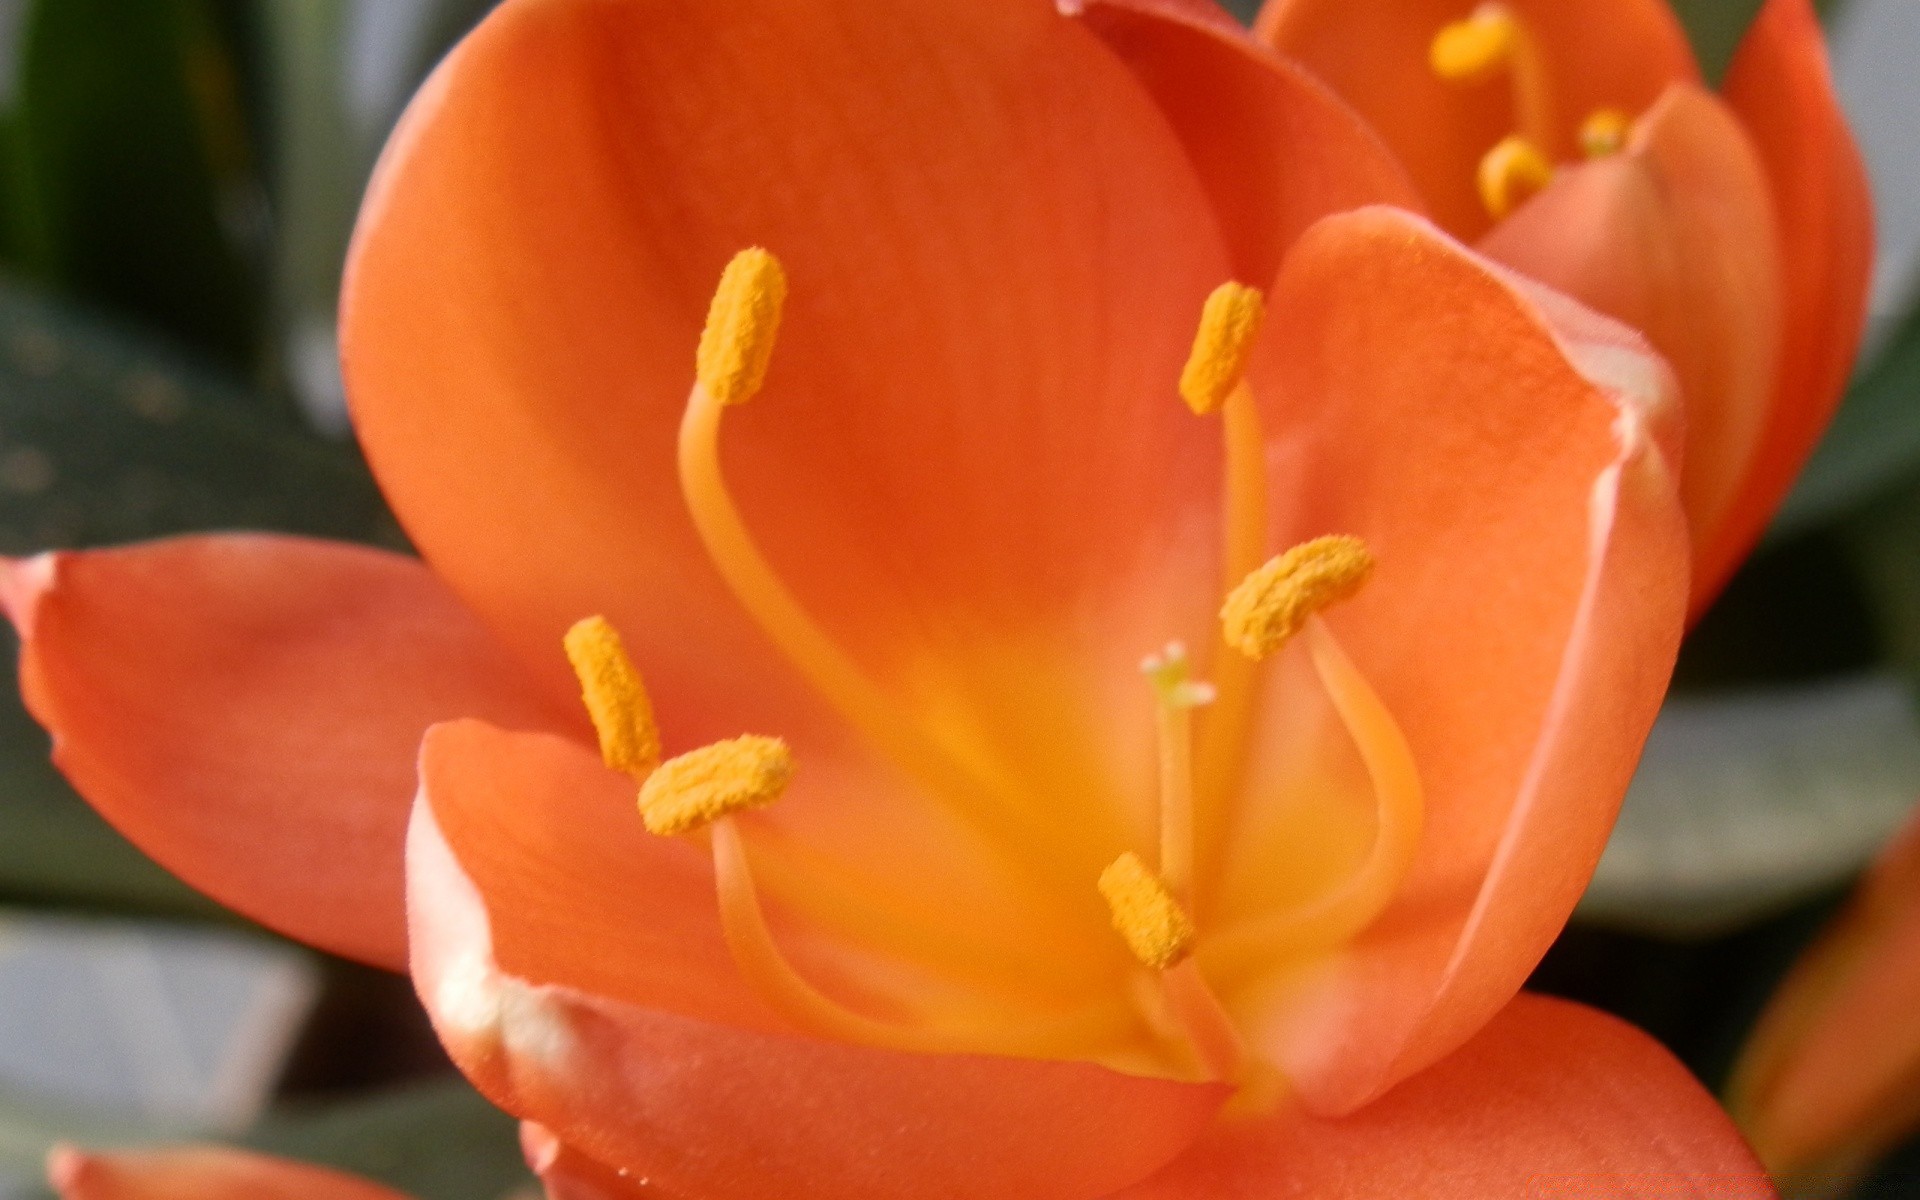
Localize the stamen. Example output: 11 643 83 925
1221 535 1374 661
563 616 661 776
708 816 965 1053
1178 282 1273 901
1179 283 1266 417
638 735 793 836
1477 135 1554 218
1142 644 1213 900
1161 959 1246 1082
678 255 1086 890
1580 108 1633 158
1430 5 1554 152
696 247 787 407
1207 618 1425 981
1478 135 1554 219
1099 852 1196 971
1429 4 1517 83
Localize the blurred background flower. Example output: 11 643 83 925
0 0 1915 1196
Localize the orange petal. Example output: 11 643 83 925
1068 0 1421 282
416 700 1141 1057
343 0 1234 717
1254 0 1698 240
1698 0 1874 608
2 535 577 969
521 1123 652 1200
407 746 1228 1200
1107 994 1774 1198
47 1144 416 1200
1480 83 1783 583
344 0 1258 907
1728 804 1920 1184
1224 208 1689 1114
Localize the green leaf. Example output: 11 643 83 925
260 0 496 424
1579 672 1920 936
0 1080 526 1200
4 0 267 373
1668 0 1768 82
247 1081 528 1200
0 276 400 917
1775 305 1920 539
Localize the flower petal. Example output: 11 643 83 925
408 741 1228 1200
343 0 1232 709
1105 994 1774 1198
1701 0 1874 607
1480 83 1782 584
2 535 576 968
1217 208 1689 1114
1068 0 1420 282
1253 0 1698 239
344 0 1259 918
47 1145 416 1200
521 1123 661 1200
1727 803 1920 1185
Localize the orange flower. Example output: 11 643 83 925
1257 0 1874 615
3 0 1773 1194
1727 803 1920 1188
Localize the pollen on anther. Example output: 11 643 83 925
1179 282 1266 416
1430 4 1517 83
1099 852 1195 971
563 616 660 776
1478 135 1554 219
638 735 794 836
1580 109 1634 159
1222 535 1374 661
696 247 788 406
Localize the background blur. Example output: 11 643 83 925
0 1 1913 1197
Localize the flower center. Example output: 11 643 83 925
559 251 1424 1085
1429 5 1641 218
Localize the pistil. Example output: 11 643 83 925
1142 643 1214 903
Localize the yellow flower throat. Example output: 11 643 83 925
561 250 1421 1085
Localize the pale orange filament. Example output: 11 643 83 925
1195 380 1271 905
709 816 974 1053
1162 959 1247 1082
713 817 1146 1058
678 385 1084 895
1431 5 1555 152
1205 617 1425 983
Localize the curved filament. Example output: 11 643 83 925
712 817 1142 1059
1204 617 1424 983
677 385 1083 892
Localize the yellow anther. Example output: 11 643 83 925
1179 282 1266 416
1430 4 1518 84
1477 135 1554 219
1099 852 1196 971
1221 535 1374 661
563 616 660 776
1580 108 1634 159
639 735 794 836
696 247 788 406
